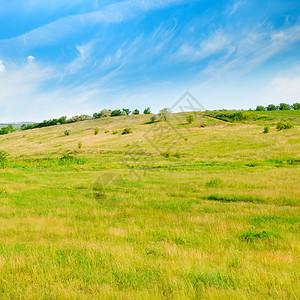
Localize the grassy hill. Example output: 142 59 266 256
0 110 299 298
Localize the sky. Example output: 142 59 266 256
0 0 300 122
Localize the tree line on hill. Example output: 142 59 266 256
255 103 300 111
0 107 151 135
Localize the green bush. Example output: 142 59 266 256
150 115 157 123
292 103 300 110
211 111 250 122
278 103 291 110
144 107 151 114
78 142 82 149
111 110 122 117
255 105 265 111
159 108 171 121
94 128 99 135
0 125 15 135
276 121 294 131
133 109 140 115
64 129 71 136
122 128 132 135
100 109 111 118
267 104 277 111
187 114 195 124
122 109 131 115
264 126 270 133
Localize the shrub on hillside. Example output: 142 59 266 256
111 110 122 117
150 115 157 123
187 114 195 124
100 109 111 118
292 103 300 110
0 125 15 135
263 126 270 133
122 128 132 135
211 111 250 122
133 109 140 115
144 107 151 114
64 129 71 136
276 121 294 131
94 128 99 135
122 109 131 115
159 108 171 121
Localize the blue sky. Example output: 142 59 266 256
0 0 300 122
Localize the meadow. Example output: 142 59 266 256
0 110 299 299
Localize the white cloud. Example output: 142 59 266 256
0 0 188 50
176 31 231 62
227 0 244 16
0 60 5 72
27 55 35 61
201 24 300 78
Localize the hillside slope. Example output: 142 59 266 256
0 110 299 298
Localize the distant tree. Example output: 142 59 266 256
292 103 300 110
159 108 171 121
267 104 277 111
122 108 131 115
58 116 67 124
133 109 140 115
278 103 291 110
0 125 15 135
100 109 111 118
111 109 122 117
144 107 151 114
93 112 101 119
255 105 265 111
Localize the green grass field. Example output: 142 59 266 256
0 111 299 299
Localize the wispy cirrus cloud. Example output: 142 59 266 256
175 31 232 62
0 0 188 51
203 24 300 78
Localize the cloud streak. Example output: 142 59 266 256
0 0 188 50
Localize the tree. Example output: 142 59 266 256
292 103 300 110
267 104 277 111
111 109 122 117
93 112 101 119
144 107 151 114
58 116 67 124
278 103 291 110
0 125 15 135
255 105 265 111
100 109 111 118
159 108 171 121
132 109 140 115
122 109 131 115
150 115 157 123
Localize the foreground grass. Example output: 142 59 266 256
0 111 299 298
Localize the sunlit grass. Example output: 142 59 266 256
0 111 299 298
